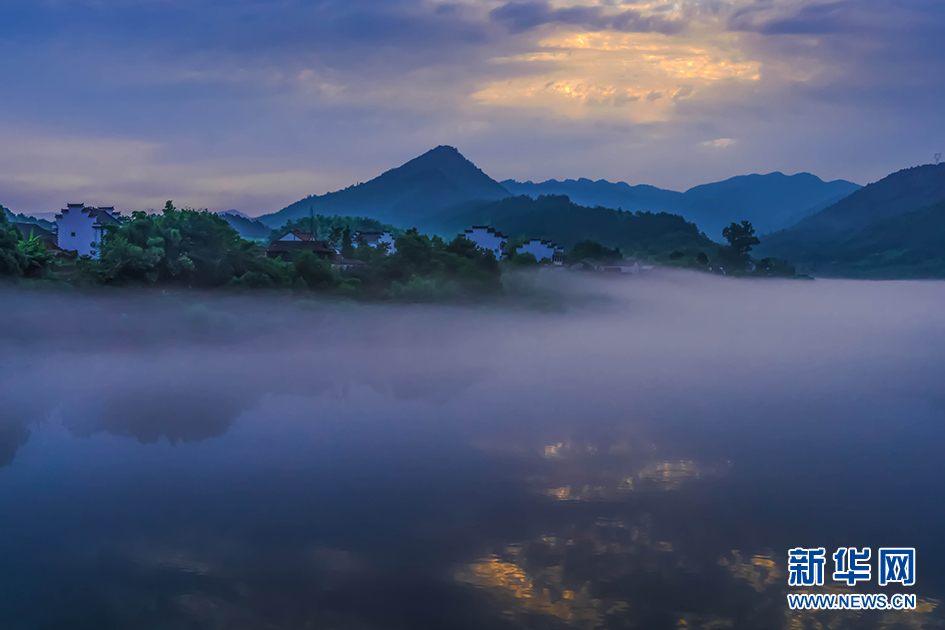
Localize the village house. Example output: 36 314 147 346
514 239 565 265
355 230 397 253
463 226 507 259
265 231 336 260
55 203 120 258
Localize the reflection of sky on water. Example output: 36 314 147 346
1 274 944 628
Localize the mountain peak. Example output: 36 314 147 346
396 145 478 172
428 145 461 156
259 146 510 229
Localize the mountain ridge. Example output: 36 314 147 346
756 163 945 276
503 172 861 238
258 146 510 229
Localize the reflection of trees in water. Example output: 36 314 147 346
0 385 59 468
64 386 256 445
0 419 30 468
59 363 486 446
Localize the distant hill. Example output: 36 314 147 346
501 179 684 215
683 173 860 237
442 195 716 258
502 173 860 239
757 164 945 277
218 209 252 220
258 146 510 230
3 207 55 231
217 212 272 240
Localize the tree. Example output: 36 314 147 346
341 226 354 258
328 225 344 247
696 252 709 266
507 252 539 267
567 240 621 263
722 221 760 262
0 206 27 277
16 229 54 277
293 250 335 288
99 202 286 287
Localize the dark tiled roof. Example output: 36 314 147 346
89 208 120 226
465 226 507 239
282 230 316 241
12 222 59 246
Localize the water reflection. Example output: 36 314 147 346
0 417 30 467
2 276 945 629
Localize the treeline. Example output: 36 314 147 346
272 215 396 246
1 200 798 295
349 229 502 299
0 202 502 300
446 194 715 261
0 207 54 278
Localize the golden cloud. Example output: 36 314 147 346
473 28 761 122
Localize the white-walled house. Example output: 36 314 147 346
55 203 120 258
463 226 507 259
355 230 397 254
514 239 564 265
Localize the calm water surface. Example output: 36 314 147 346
2 273 944 629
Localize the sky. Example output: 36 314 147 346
0 0 943 216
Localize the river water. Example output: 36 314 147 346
1 272 943 629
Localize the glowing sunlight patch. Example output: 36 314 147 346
474 30 762 122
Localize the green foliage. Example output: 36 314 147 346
762 197 945 278
293 251 335 289
352 240 391 265
388 274 452 302
99 201 286 287
341 226 354 258
757 257 797 277
696 252 709 266
449 195 713 260
757 165 945 277
16 229 54 278
348 231 501 299
271 214 395 245
507 252 539 267
0 207 54 278
567 240 622 263
0 206 28 277
721 221 760 263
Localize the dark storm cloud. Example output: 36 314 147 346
489 1 687 34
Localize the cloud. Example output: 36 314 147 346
490 1 687 34
673 84 694 101
0 0 943 207
700 137 736 148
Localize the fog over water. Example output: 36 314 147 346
1 271 944 629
